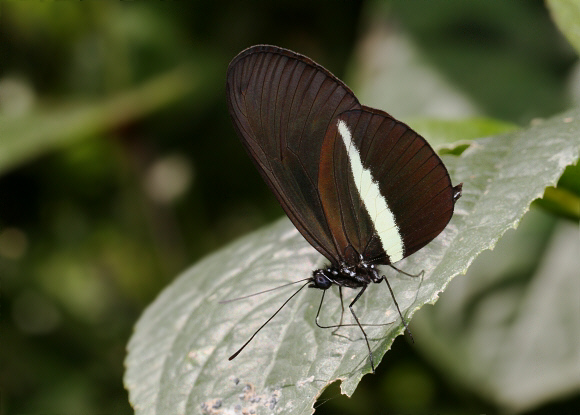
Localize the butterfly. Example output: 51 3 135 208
225 45 462 371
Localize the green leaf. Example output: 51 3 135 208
412 208 580 413
349 25 479 120
547 0 580 55
0 62 210 176
535 162 580 220
124 108 579 415
557 161 580 194
407 117 518 149
535 185 580 220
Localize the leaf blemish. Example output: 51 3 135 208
200 398 223 414
296 375 315 387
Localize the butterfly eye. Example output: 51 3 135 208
313 272 332 290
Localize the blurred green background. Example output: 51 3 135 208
1 1 578 414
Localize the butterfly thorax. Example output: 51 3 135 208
309 260 382 290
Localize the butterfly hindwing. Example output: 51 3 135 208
319 109 456 264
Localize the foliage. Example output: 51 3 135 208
1 1 579 414
124 109 579 414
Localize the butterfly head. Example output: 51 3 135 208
310 269 334 290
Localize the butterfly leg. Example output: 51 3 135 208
389 264 425 279
389 264 425 314
314 288 348 331
348 285 375 372
314 289 329 329
381 274 414 343
332 286 344 334
315 285 392 330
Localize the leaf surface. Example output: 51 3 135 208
125 109 579 415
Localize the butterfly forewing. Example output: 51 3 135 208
227 45 361 264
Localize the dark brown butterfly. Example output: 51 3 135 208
226 45 462 372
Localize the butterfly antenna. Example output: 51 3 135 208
313 394 341 409
228 281 310 360
219 278 311 304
